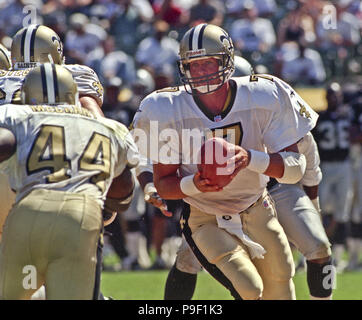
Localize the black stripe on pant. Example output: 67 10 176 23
93 231 104 300
181 202 242 300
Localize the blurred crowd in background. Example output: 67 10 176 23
1 0 361 123
0 0 361 272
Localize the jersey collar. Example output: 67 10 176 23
193 79 236 122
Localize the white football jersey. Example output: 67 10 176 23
297 132 322 187
0 64 103 105
133 75 318 215
64 64 104 105
0 104 139 206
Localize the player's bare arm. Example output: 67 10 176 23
303 185 319 200
153 163 222 200
244 142 306 184
106 167 135 212
0 127 16 162
79 95 104 117
226 142 301 180
264 143 299 178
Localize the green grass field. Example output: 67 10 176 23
100 269 362 300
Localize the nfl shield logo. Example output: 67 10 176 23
263 199 269 208
214 115 222 122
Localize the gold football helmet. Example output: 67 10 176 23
22 63 78 105
11 24 64 70
178 24 235 94
0 44 11 70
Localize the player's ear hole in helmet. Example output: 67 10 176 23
178 24 235 95
21 63 79 105
11 24 64 70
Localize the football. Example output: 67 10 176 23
197 137 236 188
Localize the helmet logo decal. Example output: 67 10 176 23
52 35 63 56
220 34 233 53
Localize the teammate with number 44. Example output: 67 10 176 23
0 64 139 300
132 24 319 300
0 24 105 242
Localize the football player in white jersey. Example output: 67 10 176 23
132 24 318 300
163 135 334 301
266 133 333 299
0 24 105 241
2 24 104 114
134 55 256 223
162 62 333 300
0 64 139 299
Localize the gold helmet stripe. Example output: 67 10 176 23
43 63 56 103
23 24 39 63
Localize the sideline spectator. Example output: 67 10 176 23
65 13 105 64
230 0 276 62
281 41 326 85
189 0 225 26
135 20 179 80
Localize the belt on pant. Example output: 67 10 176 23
266 178 279 191
237 189 267 215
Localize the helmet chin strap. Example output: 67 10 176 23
75 92 81 107
47 54 54 63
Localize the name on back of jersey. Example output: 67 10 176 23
30 105 96 119
0 69 30 77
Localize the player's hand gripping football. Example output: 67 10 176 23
225 145 250 176
196 137 249 190
193 171 224 192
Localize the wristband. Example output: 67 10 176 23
180 175 201 197
246 149 270 173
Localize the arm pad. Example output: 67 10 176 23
276 151 306 184
298 133 322 186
